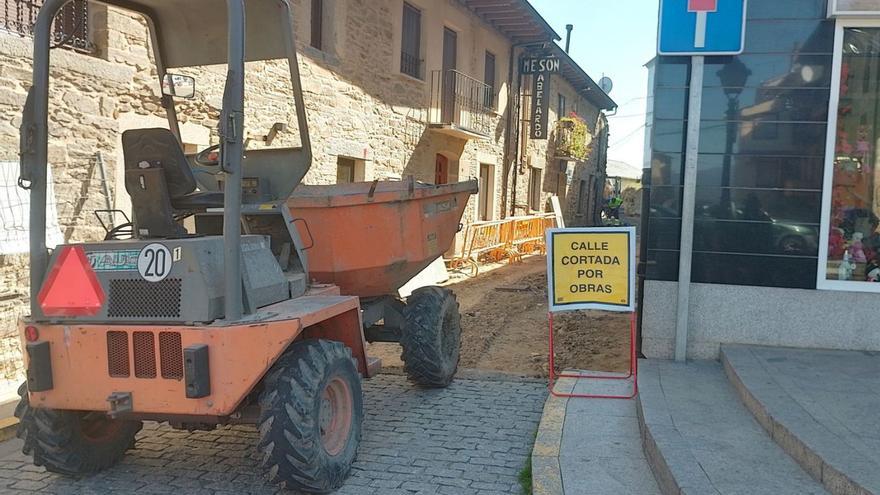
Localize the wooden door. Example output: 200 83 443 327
478 164 491 220
435 154 449 185
441 27 457 123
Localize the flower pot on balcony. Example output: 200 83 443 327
554 116 592 161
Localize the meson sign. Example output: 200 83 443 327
520 57 561 74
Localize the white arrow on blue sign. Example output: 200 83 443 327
658 0 748 56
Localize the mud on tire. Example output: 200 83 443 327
14 382 142 477
401 286 462 388
257 339 363 494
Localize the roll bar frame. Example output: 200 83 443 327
21 0 310 321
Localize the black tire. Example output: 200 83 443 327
14 382 142 477
257 339 363 494
400 286 462 388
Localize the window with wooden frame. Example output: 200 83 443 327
400 2 422 79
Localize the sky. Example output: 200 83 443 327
530 0 659 170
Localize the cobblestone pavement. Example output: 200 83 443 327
0 373 547 494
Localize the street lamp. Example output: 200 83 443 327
716 58 751 218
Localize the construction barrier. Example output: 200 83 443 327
446 213 556 276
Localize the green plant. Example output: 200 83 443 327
556 115 592 160
518 454 533 495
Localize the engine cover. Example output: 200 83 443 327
35 235 289 324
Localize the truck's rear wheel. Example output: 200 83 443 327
257 340 363 494
14 383 142 476
401 286 461 388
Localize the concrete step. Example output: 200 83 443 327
637 359 827 495
721 345 880 495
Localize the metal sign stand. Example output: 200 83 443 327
544 227 638 400
547 310 638 400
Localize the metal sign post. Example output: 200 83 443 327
657 0 747 361
675 56 704 362
545 226 638 399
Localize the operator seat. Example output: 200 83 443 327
122 128 224 238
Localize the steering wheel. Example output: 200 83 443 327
195 144 221 167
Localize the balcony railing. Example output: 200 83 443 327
429 69 493 139
1 0 92 53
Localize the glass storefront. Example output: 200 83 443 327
824 27 880 287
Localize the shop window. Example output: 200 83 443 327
820 25 880 292
336 157 365 183
400 2 422 79
1 0 91 53
529 167 542 212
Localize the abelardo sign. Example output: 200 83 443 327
546 227 636 312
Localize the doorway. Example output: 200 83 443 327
435 154 449 185
478 163 494 221
441 27 457 123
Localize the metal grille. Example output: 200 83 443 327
107 331 130 377
0 0 91 52
132 331 156 378
159 332 183 380
108 279 182 319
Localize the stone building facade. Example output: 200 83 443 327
0 0 614 381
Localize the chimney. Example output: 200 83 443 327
565 24 574 53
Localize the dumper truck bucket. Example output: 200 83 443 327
288 179 479 297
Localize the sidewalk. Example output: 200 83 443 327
0 380 19 442
531 374 659 495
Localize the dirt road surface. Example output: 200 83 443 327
370 255 632 377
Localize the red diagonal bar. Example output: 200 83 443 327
688 0 717 12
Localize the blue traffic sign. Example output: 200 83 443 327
658 0 747 55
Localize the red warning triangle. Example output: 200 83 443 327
38 246 105 316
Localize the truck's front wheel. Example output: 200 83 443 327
257 339 363 494
15 383 142 476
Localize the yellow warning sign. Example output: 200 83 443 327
546 227 636 313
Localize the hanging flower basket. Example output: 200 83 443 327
554 114 592 161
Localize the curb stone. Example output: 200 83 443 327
531 376 576 495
